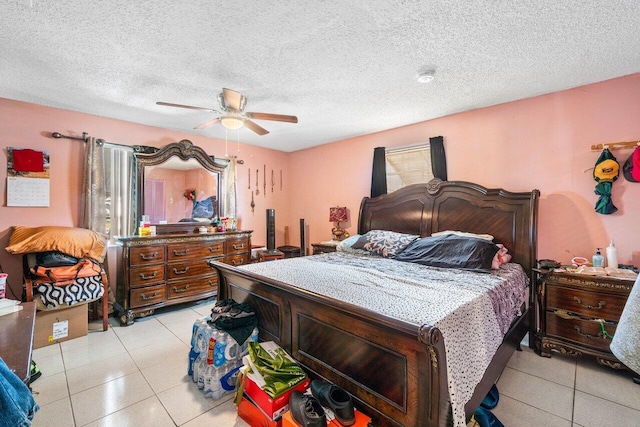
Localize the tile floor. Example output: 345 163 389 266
28 299 640 427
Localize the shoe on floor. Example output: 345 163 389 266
480 384 499 409
289 390 326 427
474 406 504 427
310 380 355 426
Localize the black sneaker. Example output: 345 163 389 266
310 380 355 426
289 390 326 427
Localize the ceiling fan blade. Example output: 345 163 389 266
246 112 298 123
222 88 245 111
194 117 220 130
243 120 270 135
156 101 218 113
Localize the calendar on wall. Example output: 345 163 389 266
6 147 50 207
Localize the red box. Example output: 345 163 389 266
237 395 281 427
282 408 372 427
244 375 311 420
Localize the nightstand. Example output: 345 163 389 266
257 250 284 262
533 270 635 375
311 241 338 254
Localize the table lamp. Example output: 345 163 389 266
329 206 349 241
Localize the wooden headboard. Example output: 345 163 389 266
358 179 540 282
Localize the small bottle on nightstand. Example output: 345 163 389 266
592 248 605 267
606 240 618 268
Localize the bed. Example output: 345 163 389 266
210 179 539 426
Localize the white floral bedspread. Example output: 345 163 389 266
240 252 528 426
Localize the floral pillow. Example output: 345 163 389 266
351 230 419 258
336 234 370 255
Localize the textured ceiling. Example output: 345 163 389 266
2 1 640 152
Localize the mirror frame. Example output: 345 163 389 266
135 139 228 233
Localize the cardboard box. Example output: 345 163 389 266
244 374 311 420
237 395 281 427
282 408 372 427
34 303 88 348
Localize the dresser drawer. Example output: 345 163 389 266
545 311 616 352
130 284 166 308
167 259 216 280
130 246 165 266
546 286 627 321
167 275 219 299
129 265 165 288
224 254 249 267
226 238 249 255
167 241 224 261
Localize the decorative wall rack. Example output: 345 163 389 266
590 140 640 151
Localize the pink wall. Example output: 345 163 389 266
0 99 290 297
289 73 640 267
2 73 640 297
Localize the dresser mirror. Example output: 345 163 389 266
135 139 228 232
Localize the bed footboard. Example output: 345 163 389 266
215 263 450 427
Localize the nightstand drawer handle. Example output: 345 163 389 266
172 266 190 275
232 243 245 250
208 280 216 287
573 325 605 340
140 291 158 300
573 297 605 310
173 249 190 256
231 259 245 266
139 271 158 280
140 252 159 260
208 246 221 252
172 284 190 293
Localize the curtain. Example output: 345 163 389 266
371 147 387 198
103 144 135 239
429 136 447 181
224 156 238 222
80 137 107 233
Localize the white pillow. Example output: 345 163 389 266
431 230 494 241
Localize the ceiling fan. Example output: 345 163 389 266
156 88 298 136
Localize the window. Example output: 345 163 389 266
385 144 433 192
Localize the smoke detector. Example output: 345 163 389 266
417 69 436 83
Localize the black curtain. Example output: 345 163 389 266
429 136 447 181
371 146 387 198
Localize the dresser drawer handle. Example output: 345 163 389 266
573 297 605 310
172 249 190 256
231 259 245 266
140 252 159 260
208 246 221 252
573 325 605 340
232 243 245 250
139 271 158 280
172 284 190 293
208 280 216 287
140 291 158 300
172 266 190 275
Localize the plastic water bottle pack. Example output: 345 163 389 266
188 317 258 400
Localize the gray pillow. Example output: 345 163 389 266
395 234 499 273
336 234 370 255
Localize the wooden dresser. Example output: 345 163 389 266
116 231 251 325
533 270 635 373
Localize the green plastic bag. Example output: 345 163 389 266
236 341 307 402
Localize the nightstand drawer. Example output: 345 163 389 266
546 311 616 352
546 286 627 321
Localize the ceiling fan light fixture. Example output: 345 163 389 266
221 116 244 130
